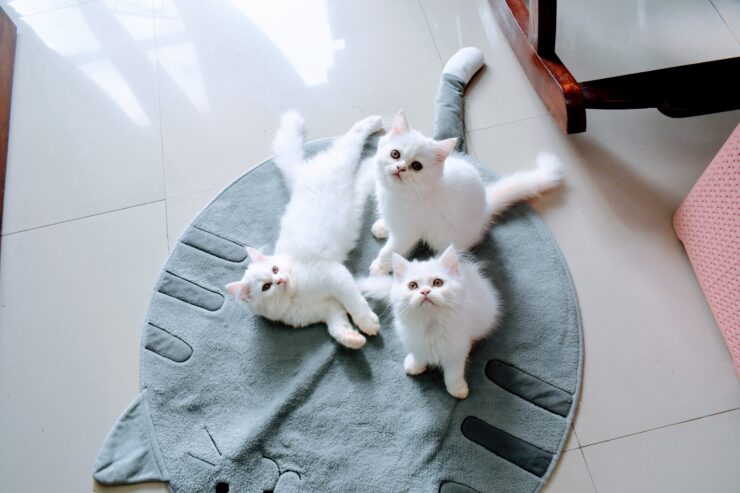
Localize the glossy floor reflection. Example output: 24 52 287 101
1 0 739 492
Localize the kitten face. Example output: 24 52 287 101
390 246 463 312
226 248 294 309
375 111 456 192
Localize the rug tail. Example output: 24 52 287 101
433 47 484 153
93 389 169 486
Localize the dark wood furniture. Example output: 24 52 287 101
0 7 16 247
490 0 740 134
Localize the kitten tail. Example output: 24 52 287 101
272 110 305 189
484 152 563 219
356 275 394 300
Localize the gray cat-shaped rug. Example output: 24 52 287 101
93 52 582 493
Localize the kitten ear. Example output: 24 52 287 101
392 253 409 278
390 110 409 135
434 138 457 162
245 247 267 263
439 245 460 276
226 281 250 301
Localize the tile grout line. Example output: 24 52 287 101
2 0 170 240
571 423 583 449
417 0 444 67
167 186 223 202
151 0 171 249
467 113 548 135
1 199 166 237
571 425 597 493
465 130 477 158
579 405 740 450
708 0 740 44
578 447 599 493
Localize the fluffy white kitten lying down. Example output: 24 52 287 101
226 112 383 349
369 111 563 275
360 246 500 399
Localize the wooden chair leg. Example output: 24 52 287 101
490 0 586 134
581 58 740 117
0 8 17 251
528 0 557 57
490 0 740 134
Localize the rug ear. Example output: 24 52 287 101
390 110 409 135
94 390 168 485
439 245 460 275
226 281 250 301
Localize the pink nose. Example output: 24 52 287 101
396 165 405 172
276 278 286 285
420 288 430 295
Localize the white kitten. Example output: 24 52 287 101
226 111 383 349
369 111 563 274
359 246 501 399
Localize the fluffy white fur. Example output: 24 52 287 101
226 111 383 349
369 111 563 274
359 246 501 399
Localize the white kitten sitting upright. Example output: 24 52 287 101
369 111 563 275
226 112 383 349
360 246 501 399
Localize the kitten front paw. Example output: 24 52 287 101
370 259 390 276
371 219 388 239
446 381 469 400
404 354 427 375
355 311 380 336
337 328 367 350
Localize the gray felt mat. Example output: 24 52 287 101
93 65 582 493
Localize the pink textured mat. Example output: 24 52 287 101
674 123 740 378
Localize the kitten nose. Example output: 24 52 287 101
420 288 431 295
396 164 406 172
276 277 286 285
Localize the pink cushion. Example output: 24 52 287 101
674 123 740 378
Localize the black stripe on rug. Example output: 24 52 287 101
461 416 553 477
159 271 224 311
181 226 247 263
486 360 572 417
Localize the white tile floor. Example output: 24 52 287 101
0 1 738 492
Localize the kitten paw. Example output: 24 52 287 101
371 219 388 239
404 354 428 375
337 329 367 350
356 311 380 336
370 259 390 276
446 381 469 400
353 115 384 135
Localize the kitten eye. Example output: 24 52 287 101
410 161 423 171
262 282 272 291
272 266 279 274
390 149 400 159
432 278 444 287
408 281 418 290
